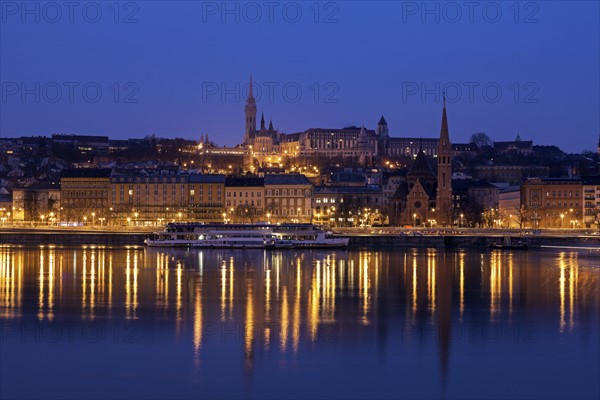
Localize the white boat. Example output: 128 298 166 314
144 223 349 249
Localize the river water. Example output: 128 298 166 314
0 245 598 399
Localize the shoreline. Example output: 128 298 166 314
1 226 599 249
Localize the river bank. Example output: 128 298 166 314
1 227 599 249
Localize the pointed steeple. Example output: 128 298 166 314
436 92 453 227
515 133 522 141
260 113 265 130
440 93 449 142
378 115 387 126
268 119 273 131
248 75 254 99
244 74 257 144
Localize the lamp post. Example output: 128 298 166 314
266 212 271 224
92 212 96 226
560 213 565 228
134 212 139 226
413 213 417 227
83 216 87 226
177 212 182 223
460 213 464 228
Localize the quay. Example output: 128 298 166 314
1 226 599 249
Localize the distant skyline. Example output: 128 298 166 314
1 1 598 152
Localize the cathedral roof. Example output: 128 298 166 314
390 181 409 200
407 150 435 178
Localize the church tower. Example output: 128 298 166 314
244 75 257 144
376 115 389 137
436 95 453 226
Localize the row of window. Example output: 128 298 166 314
227 200 262 207
546 191 580 197
62 181 107 188
65 199 108 207
65 191 107 198
227 191 262 198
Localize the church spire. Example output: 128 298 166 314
248 75 254 99
268 119 273 131
440 92 449 143
244 74 257 144
260 113 265 130
436 94 453 227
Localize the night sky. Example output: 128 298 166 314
1 1 598 152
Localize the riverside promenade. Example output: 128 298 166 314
1 225 599 249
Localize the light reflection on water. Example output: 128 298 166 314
0 245 599 399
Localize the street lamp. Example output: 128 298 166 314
134 212 139 226
178 212 182 222
92 212 96 226
83 216 87 226
413 213 417 227
222 212 227 224
266 212 271 224
560 213 565 228
460 213 464 228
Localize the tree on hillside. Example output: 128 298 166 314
469 132 492 148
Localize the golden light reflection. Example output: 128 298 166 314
108 254 113 313
569 255 578 331
244 277 254 367
220 260 227 321
490 252 502 321
1 246 598 369
176 260 182 333
293 260 301 354
0 249 22 319
412 254 417 316
48 248 55 321
89 249 95 319
38 252 44 320
508 253 513 320
459 251 465 320
309 260 320 341
427 249 436 314
360 252 370 325
280 286 289 351
229 258 234 317
559 252 566 332
193 276 203 365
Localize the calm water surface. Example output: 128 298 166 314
0 246 598 399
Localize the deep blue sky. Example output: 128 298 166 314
1 1 598 152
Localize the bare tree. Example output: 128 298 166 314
515 205 528 229
469 132 492 148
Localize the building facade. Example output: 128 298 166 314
61 169 111 224
582 176 600 228
521 178 583 228
224 177 265 223
265 174 313 223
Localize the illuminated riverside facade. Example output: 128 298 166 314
521 178 583 228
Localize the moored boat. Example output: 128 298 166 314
145 222 349 249
490 236 528 250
